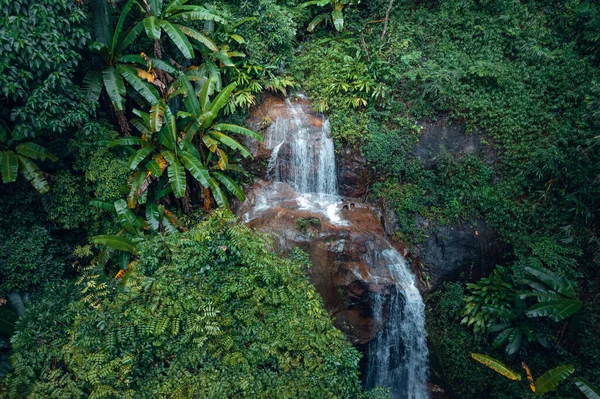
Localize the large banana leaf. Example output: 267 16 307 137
180 150 211 187
179 74 201 117
213 171 245 201
209 178 228 208
505 328 522 355
109 137 145 147
212 123 263 141
150 103 165 132
534 365 575 394
114 199 142 234
526 300 582 322
15 142 57 161
83 71 103 101
102 68 127 111
146 202 161 232
145 159 164 176
203 83 237 126
199 77 211 111
574 377 600 399
171 6 224 23
143 16 162 40
299 0 330 8
525 265 576 298
147 0 163 16
129 146 155 170
92 0 113 47
92 235 136 253
471 353 522 381
161 20 194 59
307 13 329 32
114 22 144 56
17 155 49 193
167 160 186 197
111 0 138 55
177 24 218 52
118 65 161 106
90 199 115 212
209 131 252 158
331 8 344 31
1 150 19 183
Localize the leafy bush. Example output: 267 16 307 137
4 211 384 399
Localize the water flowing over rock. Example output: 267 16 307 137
240 95 430 398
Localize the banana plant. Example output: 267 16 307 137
299 0 355 32
0 121 56 193
110 73 262 209
471 353 575 396
138 0 224 59
85 0 162 133
520 265 582 322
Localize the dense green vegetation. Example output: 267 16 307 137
1 0 599 397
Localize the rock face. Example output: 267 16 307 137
337 146 370 198
415 117 496 167
414 217 511 290
240 181 416 344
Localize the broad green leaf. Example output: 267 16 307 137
102 68 126 111
109 137 145 147
145 159 163 176
505 328 522 355
150 103 165 132
91 0 113 47
492 328 512 348
535 365 575 394
15 142 57 161
213 171 245 201
83 70 103 101
180 150 211 187
177 24 218 52
17 155 49 193
199 77 211 111
179 74 200 116
471 353 522 381
526 300 582 322
212 123 263 141
167 161 186 197
118 250 130 270
114 199 140 234
146 202 161 232
209 178 228 208
210 131 252 158
331 9 344 31
574 377 600 399
214 50 234 67
171 7 224 23
92 235 136 253
112 0 138 54
0 151 18 183
203 83 237 127
90 200 114 212
164 105 178 150
115 21 144 55
299 0 330 7
160 20 194 59
143 16 161 40
163 0 186 16
307 13 329 32
118 65 161 106
147 0 162 15
525 265 576 298
229 34 245 44
129 146 154 170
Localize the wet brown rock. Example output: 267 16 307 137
337 146 370 198
241 182 418 345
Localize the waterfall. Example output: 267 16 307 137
253 96 429 398
365 250 429 399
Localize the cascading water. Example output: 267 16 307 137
245 96 429 398
365 250 430 399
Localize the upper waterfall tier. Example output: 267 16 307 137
265 98 338 196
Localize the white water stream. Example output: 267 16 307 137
250 97 429 398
